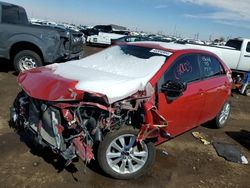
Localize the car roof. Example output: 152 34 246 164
0 1 17 6
128 41 215 55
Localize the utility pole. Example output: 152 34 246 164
173 25 176 37
209 35 212 41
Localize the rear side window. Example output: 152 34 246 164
2 5 19 24
225 40 243 51
163 54 201 83
246 42 250 53
2 5 28 24
199 55 225 78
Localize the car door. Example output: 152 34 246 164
238 41 250 71
157 54 205 137
198 54 230 124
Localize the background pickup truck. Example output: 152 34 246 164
82 25 127 46
86 32 126 46
185 38 250 77
0 1 84 72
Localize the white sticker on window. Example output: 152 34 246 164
150 49 172 56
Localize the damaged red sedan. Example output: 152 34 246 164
11 42 232 179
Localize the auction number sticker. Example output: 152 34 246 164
150 49 172 56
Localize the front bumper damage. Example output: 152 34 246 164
12 90 171 165
137 102 170 145
50 94 171 162
16 67 171 164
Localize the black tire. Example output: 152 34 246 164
13 50 43 73
97 126 156 179
214 101 231 128
245 87 250 96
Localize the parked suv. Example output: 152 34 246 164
0 1 83 72
11 42 232 179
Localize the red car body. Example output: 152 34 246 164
18 42 232 139
14 42 232 179
147 46 232 142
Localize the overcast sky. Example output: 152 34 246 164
5 0 250 40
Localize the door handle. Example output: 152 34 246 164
244 55 250 58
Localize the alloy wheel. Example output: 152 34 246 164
106 134 148 174
219 103 230 125
19 56 37 71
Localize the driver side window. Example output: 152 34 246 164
164 54 200 82
158 54 201 91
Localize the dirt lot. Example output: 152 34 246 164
0 46 250 188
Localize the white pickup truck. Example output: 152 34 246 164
87 32 125 46
185 38 250 75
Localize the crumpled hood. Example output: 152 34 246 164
18 65 150 103
18 45 166 103
18 67 84 101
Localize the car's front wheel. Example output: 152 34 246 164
97 126 155 179
13 50 43 73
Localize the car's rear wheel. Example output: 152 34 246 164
97 126 155 179
215 101 231 128
13 50 43 73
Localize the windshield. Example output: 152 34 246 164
51 45 172 102
54 45 172 79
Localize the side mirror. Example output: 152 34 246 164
161 80 187 100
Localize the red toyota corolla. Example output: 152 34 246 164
11 42 232 179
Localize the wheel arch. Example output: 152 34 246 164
10 41 44 62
